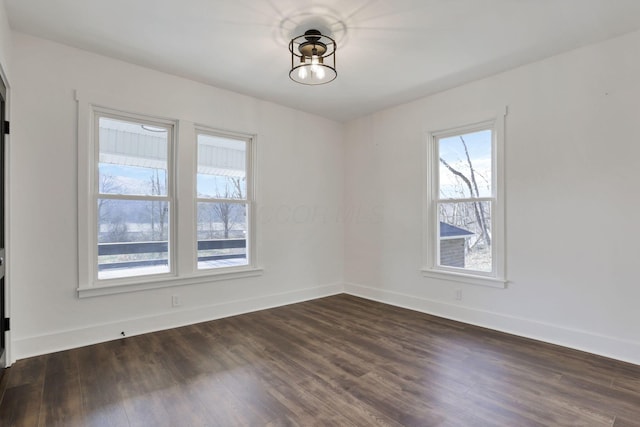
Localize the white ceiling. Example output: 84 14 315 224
6 0 640 122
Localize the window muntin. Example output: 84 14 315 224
95 113 173 280
196 131 251 270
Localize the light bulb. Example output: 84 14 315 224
309 55 325 79
297 66 308 80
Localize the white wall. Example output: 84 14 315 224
9 32 344 361
0 0 10 78
344 29 640 365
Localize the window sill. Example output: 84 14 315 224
78 267 264 298
421 268 507 289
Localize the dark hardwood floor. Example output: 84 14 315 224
0 294 639 426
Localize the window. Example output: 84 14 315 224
423 113 506 288
96 113 174 280
196 130 252 270
77 99 260 297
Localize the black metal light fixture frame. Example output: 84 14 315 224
289 29 337 85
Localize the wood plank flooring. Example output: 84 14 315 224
0 294 639 426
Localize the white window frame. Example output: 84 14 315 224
76 93 262 298
422 108 507 288
92 108 177 283
194 126 257 272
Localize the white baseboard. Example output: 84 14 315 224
12 283 343 362
13 281 639 367
344 282 640 366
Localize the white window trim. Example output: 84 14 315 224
421 108 507 289
76 92 262 298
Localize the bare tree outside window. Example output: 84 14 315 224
196 132 250 269
437 129 493 272
148 169 168 241
96 115 171 279
439 135 491 249
98 174 125 243
213 177 244 239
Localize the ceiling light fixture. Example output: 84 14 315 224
289 29 337 85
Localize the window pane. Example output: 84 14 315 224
197 134 246 199
438 201 492 272
438 129 492 199
97 199 170 279
98 117 169 196
197 202 247 269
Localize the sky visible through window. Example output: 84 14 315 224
98 119 247 197
437 128 493 273
99 164 167 195
99 164 234 197
438 129 492 199
95 116 252 279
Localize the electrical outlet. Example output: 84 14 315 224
455 289 462 301
171 295 181 307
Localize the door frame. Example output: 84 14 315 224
0 65 10 368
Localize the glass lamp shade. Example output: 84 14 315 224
290 63 337 84
289 30 337 85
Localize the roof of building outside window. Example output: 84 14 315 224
440 222 474 238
